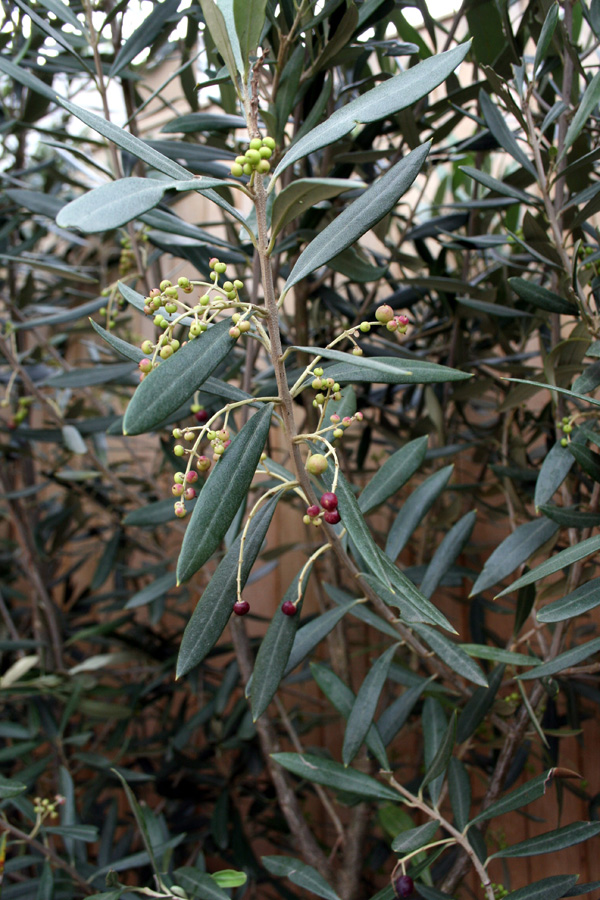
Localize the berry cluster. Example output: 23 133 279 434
558 416 573 447
373 305 410 333
170 426 232 518
230 136 276 178
171 469 198 518
311 367 342 407
33 794 65 820
136 261 252 382
303 492 341 527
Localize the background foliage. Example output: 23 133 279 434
1 0 600 899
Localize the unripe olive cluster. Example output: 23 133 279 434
4 394 32 429
230 136 276 178
558 416 574 447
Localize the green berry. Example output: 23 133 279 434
160 345 173 359
563 423 573 434
306 453 328 475
238 321 251 333
231 163 244 177
259 146 272 159
223 281 234 292
333 428 344 438
234 279 243 289
141 340 154 354
159 280 171 291
243 163 252 175
249 138 263 150
257 159 270 174
352 347 363 356
262 137 276 150
215 262 227 274
235 155 247 165
359 322 371 332
174 445 185 457
314 367 324 377
246 148 261 164
375 305 394 323
200 294 210 306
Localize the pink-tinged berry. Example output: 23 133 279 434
323 510 341 525
281 600 297 616
172 483 184 496
196 456 211 472
185 471 198 483
355 411 364 421
375 305 394 324
229 326 241 339
306 504 320 518
386 320 398 332
184 487 196 501
306 454 328 475
149 288 161 298
320 492 338 511
139 358 153 373
330 414 341 423
342 417 353 427
209 257 218 269
233 600 250 616
195 409 208 423
394 875 414 899
174 503 187 518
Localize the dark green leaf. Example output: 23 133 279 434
176 404 273 583
198 0 239 82
420 511 476 599
57 177 224 234
568 443 600 482
421 697 447 805
496 534 600 596
6 187 65 218
385 465 453 560
261 856 341 900
13 296 105 330
233 0 268 77
310 663 388 769
323 357 472 385
470 518 559 596
273 43 470 178
509 278 579 315
261 856 340 900
469 768 557 825
110 0 181 77
62 425 87 455
285 143 429 290
448 757 471 831
0 775 27 798
391 819 439 853
161 113 246 132
251 569 309 721
479 90 536 178
271 752 399 802
123 320 235 435
372 550 456 631
538 504 600 529
421 710 456 797
283 599 362 677
412 625 488 687
378 680 430 747
176 492 279 676
535 440 579 509
517 637 600 680
457 665 504 743
505 876 578 900
536 577 600 622
460 166 537 204
361 572 453 628
123 498 181 527
44 362 135 388
491 821 600 859
533 3 560 75
359 436 428 514
44 825 98 841
174 869 232 899
271 178 365 238
460 645 541 666
342 643 398 766
90 319 145 363
126 572 177 609
562 72 600 157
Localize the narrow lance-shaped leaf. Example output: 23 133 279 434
359 436 428 515
310 663 389 770
479 90 537 178
533 2 560 75
490 821 600 860
385 465 453 561
123 319 234 435
322 357 471 385
509 277 578 315
562 71 600 158
516 637 600 681
176 492 279 677
57 177 226 234
412 625 488 687
470 517 559 596
271 752 400 803
90 319 145 363
392 819 439 854
261 856 341 900
199 0 239 82
469 768 562 826
110 0 181 77
460 166 538 204
284 142 430 291
448 757 471 832
375 549 456 631
271 178 366 239
233 0 268 78
296 346 411 378
283 599 363 678
251 568 311 722
176 403 273 584
421 698 447 806
421 712 456 797
457 665 505 744
361 571 452 628
536 577 600 623
377 679 432 747
342 643 398 766
420 510 476 599
504 876 578 900
272 42 470 179
496 533 600 597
